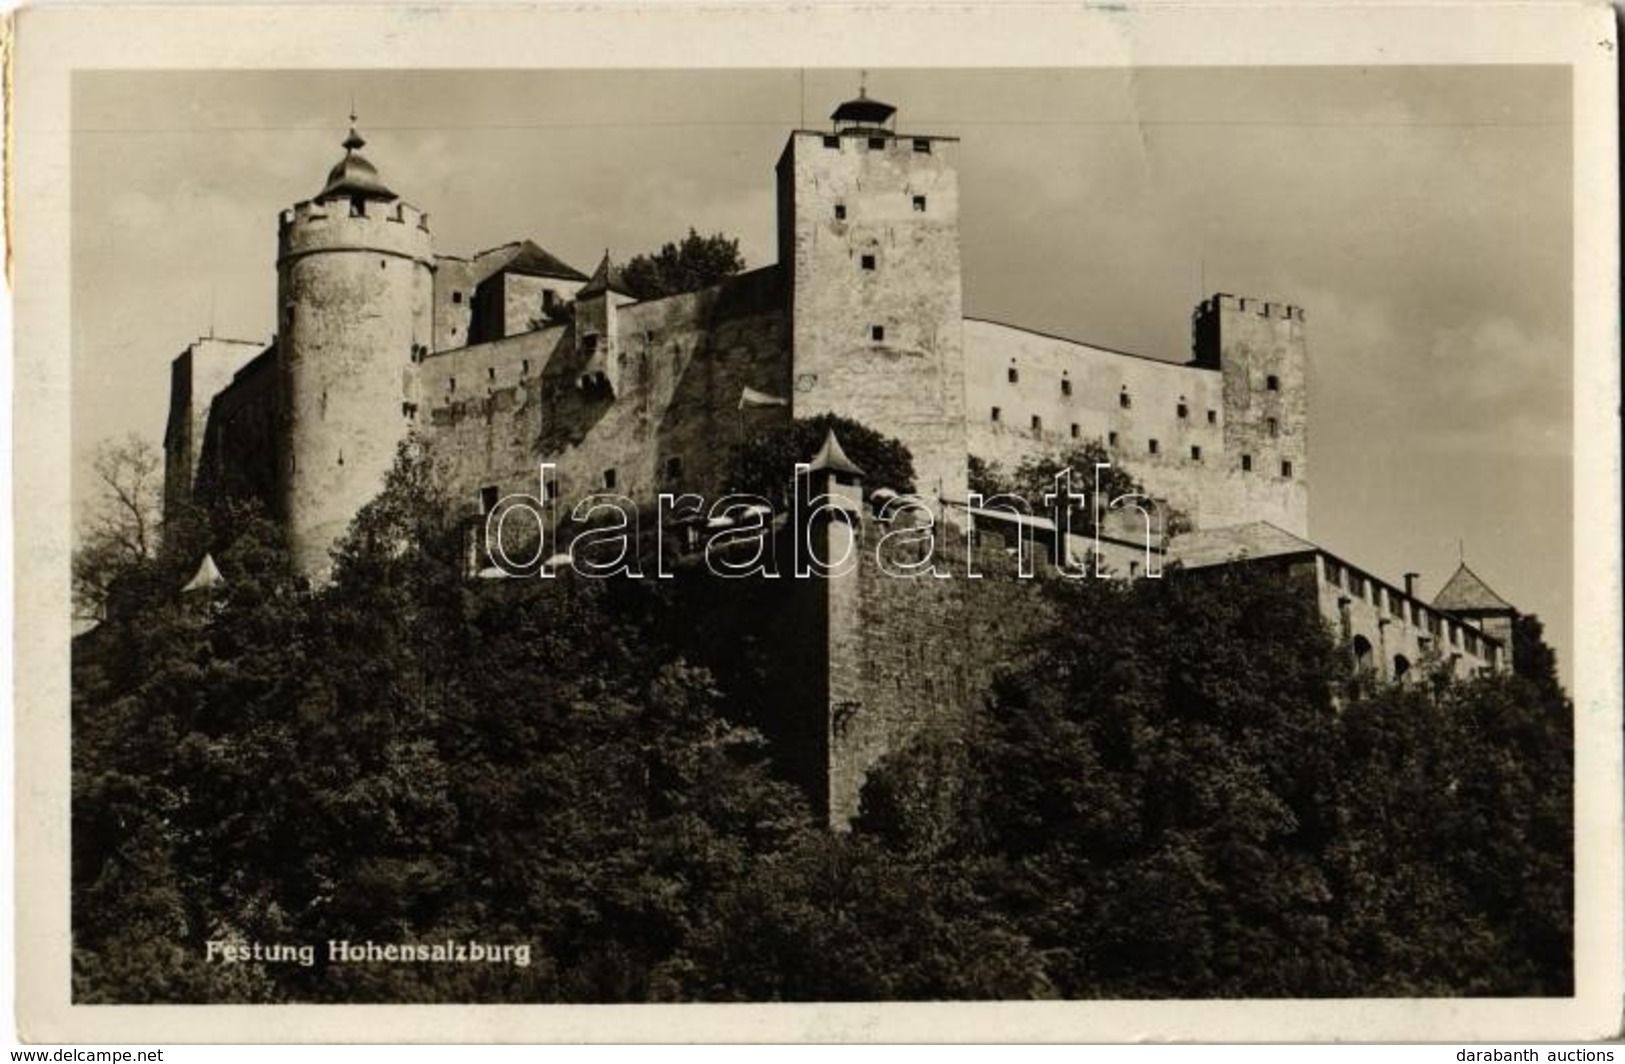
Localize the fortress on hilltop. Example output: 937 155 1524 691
162 93 1520 823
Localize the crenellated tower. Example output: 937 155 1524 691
1192 293 1310 536
275 120 435 576
776 89 968 505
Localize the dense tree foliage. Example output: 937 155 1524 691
620 229 745 301
73 445 1571 1001
726 413 917 504
970 441 1192 534
856 568 1572 997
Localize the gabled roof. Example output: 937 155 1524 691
807 429 866 479
498 240 590 282
578 251 634 299
1165 520 1317 570
1432 562 1515 613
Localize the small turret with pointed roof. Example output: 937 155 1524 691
578 250 634 301
807 428 867 480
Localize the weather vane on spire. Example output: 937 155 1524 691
858 70 869 99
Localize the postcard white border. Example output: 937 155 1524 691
11 0 1621 1044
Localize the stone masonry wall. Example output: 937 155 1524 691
779 131 968 503
965 316 1308 536
163 338 266 520
822 508 1056 826
423 266 791 517
276 198 435 575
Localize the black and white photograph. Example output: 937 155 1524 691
12 1 1622 1045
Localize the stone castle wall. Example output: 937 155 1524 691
964 299 1309 537
423 266 791 514
163 338 267 518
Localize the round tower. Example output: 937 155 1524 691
275 120 434 576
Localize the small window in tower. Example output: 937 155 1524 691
521 359 531 376
1148 438 1160 455
912 195 927 212
1119 388 1131 409
1207 409 1218 425
1190 445 1203 461
1031 415 1043 434
1266 374 1280 391
834 203 847 221
1241 454 1253 472
1267 417 1279 438
350 197 365 218
913 139 931 153
664 455 684 481
452 291 463 304
1007 366 1019 384
487 367 496 382
823 135 839 149
1108 431 1119 447
380 258 387 269
603 468 618 491
582 333 599 356
1281 460 1294 478
861 254 876 271
868 136 886 150
870 325 885 342
448 377 457 393
1177 399 1189 419
1061 377 1072 396
479 485 500 514
990 406 1002 423
1070 423 1081 439
402 402 418 421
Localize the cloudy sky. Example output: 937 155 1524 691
72 67 1572 678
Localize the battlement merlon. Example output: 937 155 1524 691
1197 292 1307 323
277 198 435 267
1191 291 1308 370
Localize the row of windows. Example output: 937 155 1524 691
1003 371 1229 423
986 408 1292 475
444 358 535 394
835 194 927 223
986 401 1279 440
822 134 934 154
1002 368 1280 398
1325 561 1480 650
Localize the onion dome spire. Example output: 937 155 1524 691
317 109 397 203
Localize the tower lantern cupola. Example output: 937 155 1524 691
316 118 398 203
830 86 897 137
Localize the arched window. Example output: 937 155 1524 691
1352 634 1374 673
1393 654 1412 681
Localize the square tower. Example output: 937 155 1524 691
775 92 968 504
1192 293 1310 536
